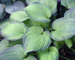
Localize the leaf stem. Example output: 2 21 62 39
60 55 71 60
70 48 75 52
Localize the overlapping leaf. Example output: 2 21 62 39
5 1 25 14
1 22 27 40
26 0 57 13
37 46 59 60
61 0 75 9
23 26 51 53
64 7 75 18
40 0 57 13
0 44 24 60
0 39 9 53
25 2 51 22
26 0 39 5
23 56 37 60
51 18 75 41
10 11 28 22
0 19 10 30
0 4 3 18
30 20 50 28
65 39 73 48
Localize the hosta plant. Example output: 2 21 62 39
0 0 25 19
0 0 75 60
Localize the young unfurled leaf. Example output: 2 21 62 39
23 56 37 60
37 46 59 60
61 0 75 9
64 7 75 18
26 0 57 13
5 1 25 14
51 18 75 41
65 39 73 48
23 26 51 53
53 41 64 49
0 44 24 60
23 19 50 28
0 39 9 53
25 2 51 22
8 40 22 47
0 19 10 30
23 19 32 27
72 36 75 42
10 11 28 22
0 4 3 18
1 22 27 40
30 20 50 28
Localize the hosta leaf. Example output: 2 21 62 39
5 1 25 14
64 7 75 18
0 4 3 18
0 44 24 60
26 0 57 13
0 39 9 53
0 19 10 30
10 11 28 22
23 26 51 53
25 2 51 22
65 39 73 48
61 0 68 8
23 56 37 60
40 0 57 13
1 22 27 40
51 18 75 41
37 46 59 60
26 0 39 5
61 0 75 9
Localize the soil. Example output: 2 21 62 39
59 45 75 60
